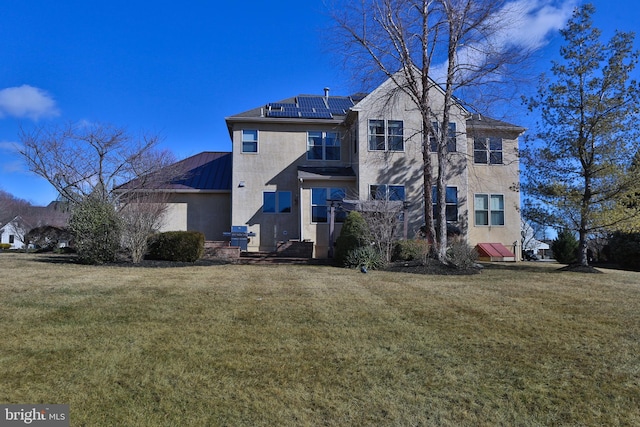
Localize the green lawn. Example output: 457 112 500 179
1 253 639 426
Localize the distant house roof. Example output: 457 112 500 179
1 202 71 231
164 152 232 191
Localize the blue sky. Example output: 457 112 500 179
0 0 637 205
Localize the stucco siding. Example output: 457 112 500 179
161 193 231 241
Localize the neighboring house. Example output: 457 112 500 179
0 202 70 249
0 216 24 249
522 221 551 259
151 75 524 259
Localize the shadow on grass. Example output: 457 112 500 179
481 261 609 274
479 261 565 273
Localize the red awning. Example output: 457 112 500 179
476 243 515 261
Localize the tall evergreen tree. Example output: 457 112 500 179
524 4 640 266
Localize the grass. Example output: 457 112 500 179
1 253 639 426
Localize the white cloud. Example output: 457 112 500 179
0 141 21 153
1 159 25 174
491 0 577 50
0 85 60 120
430 0 577 83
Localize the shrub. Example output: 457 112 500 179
69 196 122 264
25 226 72 250
392 239 430 262
343 245 385 270
0 243 10 250
447 239 479 269
334 211 370 265
552 229 579 264
147 231 205 262
608 232 640 270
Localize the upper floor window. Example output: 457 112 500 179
369 120 404 151
474 194 504 226
307 131 340 161
474 137 503 164
242 130 258 153
429 122 457 152
432 186 458 222
370 184 405 201
263 191 291 214
311 188 346 223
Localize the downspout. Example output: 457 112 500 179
299 177 304 241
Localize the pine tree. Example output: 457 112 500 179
524 4 640 266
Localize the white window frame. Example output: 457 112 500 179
429 122 457 153
432 186 459 222
474 193 505 226
263 191 292 214
307 131 341 161
369 184 406 201
311 188 346 223
474 137 503 165
368 119 404 152
242 130 258 153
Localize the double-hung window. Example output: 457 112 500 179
474 137 503 164
307 131 340 160
242 130 258 153
311 188 346 223
368 120 404 151
432 186 458 222
370 184 405 201
263 191 292 214
429 122 457 152
474 194 504 226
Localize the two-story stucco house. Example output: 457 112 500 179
151 75 523 259
221 75 524 259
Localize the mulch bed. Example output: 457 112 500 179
384 259 482 275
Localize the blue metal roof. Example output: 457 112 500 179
168 152 232 191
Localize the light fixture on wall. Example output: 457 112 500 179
238 181 245 188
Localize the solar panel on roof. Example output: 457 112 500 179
300 110 333 119
327 97 354 115
298 96 328 109
268 102 298 109
267 110 300 118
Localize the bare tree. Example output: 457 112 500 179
0 189 31 223
345 198 406 263
19 122 176 204
19 122 181 263
331 0 533 262
118 192 172 263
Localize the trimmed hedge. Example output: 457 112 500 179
147 231 205 262
334 211 370 266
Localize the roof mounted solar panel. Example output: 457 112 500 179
300 110 333 119
327 97 354 115
267 110 300 118
268 102 298 109
298 96 328 109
